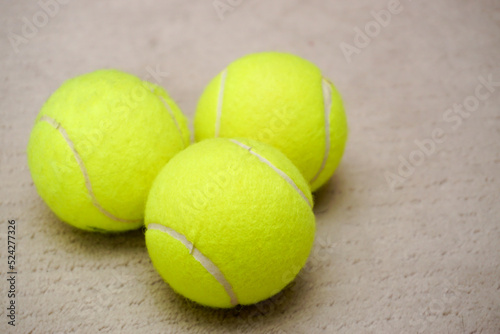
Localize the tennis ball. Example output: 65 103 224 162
145 137 315 308
194 52 348 191
27 69 190 232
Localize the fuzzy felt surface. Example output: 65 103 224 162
145 138 315 307
27 69 190 231
3 1 500 333
194 52 348 191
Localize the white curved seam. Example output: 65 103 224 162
147 223 239 306
229 139 312 208
40 115 141 224
310 78 332 184
155 93 187 148
215 69 227 137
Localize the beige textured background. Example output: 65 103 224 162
1 0 500 333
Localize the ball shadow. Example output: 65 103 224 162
42 206 146 257
312 166 348 218
146 270 313 331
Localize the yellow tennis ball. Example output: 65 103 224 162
194 52 348 191
145 137 315 308
27 69 190 232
